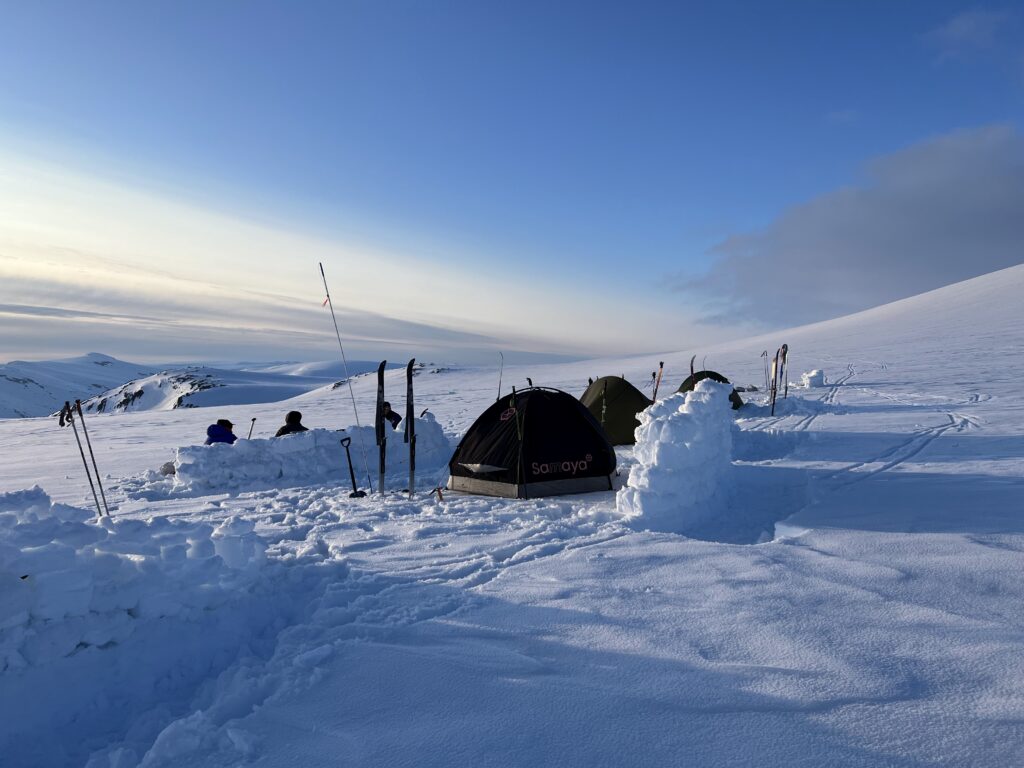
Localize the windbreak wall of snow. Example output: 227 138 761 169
677 370 744 410
449 388 616 498
580 376 652 445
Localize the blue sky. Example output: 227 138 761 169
0 2 1021 363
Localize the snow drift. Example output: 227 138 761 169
0 486 337 766
616 380 734 533
165 415 451 495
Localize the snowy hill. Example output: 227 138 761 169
0 355 388 418
0 353 157 419
240 360 394 379
80 365 344 414
0 265 1022 767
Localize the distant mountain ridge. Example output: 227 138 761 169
0 353 158 419
79 366 340 414
0 355 384 419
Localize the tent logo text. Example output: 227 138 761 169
531 454 593 476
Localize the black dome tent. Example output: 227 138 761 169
580 376 652 445
448 388 616 499
677 370 744 410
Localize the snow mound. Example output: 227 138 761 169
166 415 451 495
616 380 734 534
0 486 319 767
801 369 826 387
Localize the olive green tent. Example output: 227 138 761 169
580 376 652 445
677 370 744 410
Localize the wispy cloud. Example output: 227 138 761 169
926 8 1013 61
675 124 1024 327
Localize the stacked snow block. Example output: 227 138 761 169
616 380 734 533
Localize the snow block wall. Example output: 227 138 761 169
172 415 451 494
616 380 734 534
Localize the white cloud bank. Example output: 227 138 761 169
681 125 1024 326
0 151 735 364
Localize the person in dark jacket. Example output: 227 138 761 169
275 410 309 437
205 419 237 445
382 402 402 430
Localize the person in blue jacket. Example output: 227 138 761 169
205 418 237 445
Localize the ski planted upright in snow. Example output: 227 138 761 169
780 343 789 399
651 361 665 402
496 351 504 401
769 350 779 416
375 360 386 495
404 358 416 498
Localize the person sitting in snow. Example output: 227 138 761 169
205 419 237 445
382 401 402 430
275 410 309 437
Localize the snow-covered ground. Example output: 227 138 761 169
1 264 1022 766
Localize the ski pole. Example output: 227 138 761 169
75 400 110 517
320 262 373 492
247 418 256 439
761 350 769 393
340 437 366 498
59 402 103 519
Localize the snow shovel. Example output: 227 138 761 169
340 437 366 498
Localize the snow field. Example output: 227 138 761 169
616 380 734 533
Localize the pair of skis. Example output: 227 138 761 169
320 265 419 499
768 344 789 415
57 400 110 518
368 359 416 498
